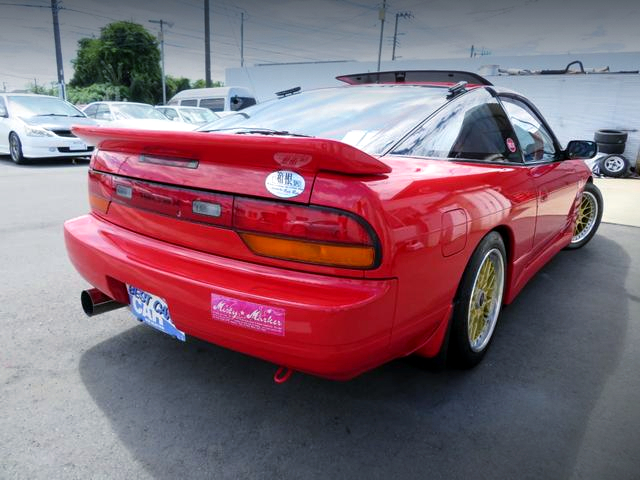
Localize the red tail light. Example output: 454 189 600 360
234 198 378 268
88 170 380 269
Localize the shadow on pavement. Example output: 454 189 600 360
0 155 89 168
79 230 631 480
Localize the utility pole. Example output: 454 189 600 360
240 12 244 67
205 0 211 87
149 19 173 104
376 0 386 72
50 0 65 99
392 12 413 61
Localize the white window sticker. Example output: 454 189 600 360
265 170 305 198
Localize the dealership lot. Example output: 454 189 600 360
1 157 639 479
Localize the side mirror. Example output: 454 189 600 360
0 105 7 118
565 140 597 159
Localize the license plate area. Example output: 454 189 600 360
69 141 87 151
127 285 185 341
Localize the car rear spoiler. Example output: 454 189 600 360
71 126 392 175
336 70 493 86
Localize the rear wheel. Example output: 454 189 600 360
449 232 506 368
9 132 25 164
566 183 603 249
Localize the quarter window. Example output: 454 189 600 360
500 98 556 162
83 104 97 117
95 104 112 121
392 88 521 163
161 108 178 120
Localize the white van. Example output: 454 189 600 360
167 86 256 112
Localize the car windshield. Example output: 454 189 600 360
8 95 84 118
112 103 168 120
180 107 218 124
198 85 447 155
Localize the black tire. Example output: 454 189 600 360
9 132 26 164
599 154 630 177
566 182 603 249
449 231 506 368
594 129 627 144
597 142 625 155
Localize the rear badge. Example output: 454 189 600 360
265 170 305 198
211 294 285 336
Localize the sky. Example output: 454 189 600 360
0 0 639 92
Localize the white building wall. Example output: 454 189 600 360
227 52 640 161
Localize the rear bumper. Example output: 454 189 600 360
64 214 398 380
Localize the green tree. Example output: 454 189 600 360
70 21 162 104
67 83 128 105
191 79 224 89
166 75 192 101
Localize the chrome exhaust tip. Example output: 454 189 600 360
81 288 127 317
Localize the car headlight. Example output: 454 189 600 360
24 125 55 137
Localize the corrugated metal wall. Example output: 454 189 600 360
492 74 640 160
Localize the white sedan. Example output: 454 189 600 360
0 94 98 164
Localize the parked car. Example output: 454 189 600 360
155 105 220 127
0 93 97 164
167 86 256 112
82 101 197 131
65 70 601 381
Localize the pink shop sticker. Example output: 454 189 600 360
506 137 517 153
211 294 285 336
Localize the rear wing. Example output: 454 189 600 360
336 70 493 86
72 126 391 175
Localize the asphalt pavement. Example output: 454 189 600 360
1 157 639 480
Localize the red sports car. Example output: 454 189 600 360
65 70 602 381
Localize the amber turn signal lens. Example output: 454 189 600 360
89 194 110 214
240 233 375 268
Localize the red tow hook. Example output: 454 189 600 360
273 366 294 384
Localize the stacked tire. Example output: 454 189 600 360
594 129 627 154
594 129 630 178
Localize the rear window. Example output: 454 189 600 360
200 85 447 155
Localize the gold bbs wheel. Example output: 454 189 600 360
450 232 506 368
567 183 603 250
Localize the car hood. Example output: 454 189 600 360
22 116 98 129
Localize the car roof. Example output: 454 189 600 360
84 101 155 109
158 105 210 110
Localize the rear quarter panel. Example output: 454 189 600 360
312 155 539 354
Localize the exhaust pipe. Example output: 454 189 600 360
81 288 127 317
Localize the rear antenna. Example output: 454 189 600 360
275 86 301 98
447 81 468 99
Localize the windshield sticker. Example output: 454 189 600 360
506 138 517 153
265 170 305 198
274 152 312 168
211 294 285 336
